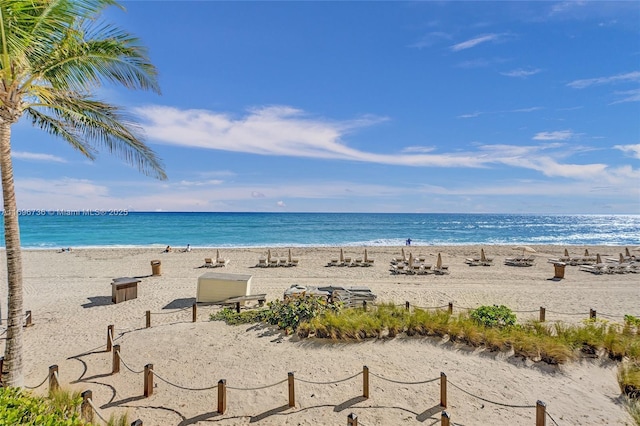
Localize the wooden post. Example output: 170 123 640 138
590 309 596 320
112 344 120 374
0 357 4 386
144 364 154 397
347 413 358 425
288 372 295 407
539 307 546 322
25 310 32 327
48 365 59 393
405 301 410 311
363 300 367 312
192 303 197 323
536 400 546 426
107 324 114 352
217 379 227 414
235 302 241 314
146 310 151 328
81 390 94 423
447 303 453 315
441 411 451 426
131 421 143 426
440 372 447 408
363 366 369 398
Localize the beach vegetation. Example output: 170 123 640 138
470 305 517 329
0 386 131 425
210 299 640 367
210 308 269 325
0 0 165 386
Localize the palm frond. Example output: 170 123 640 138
25 89 166 180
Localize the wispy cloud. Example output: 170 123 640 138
458 107 542 119
450 34 501 52
610 88 640 104
500 68 542 78
533 130 574 141
178 179 224 187
136 105 488 168
614 144 640 159
455 57 509 69
567 71 640 89
12 151 67 163
408 32 451 49
135 105 630 185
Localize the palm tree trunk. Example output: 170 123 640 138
0 121 24 387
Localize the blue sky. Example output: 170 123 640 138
11 1 640 213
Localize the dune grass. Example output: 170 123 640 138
0 387 129 425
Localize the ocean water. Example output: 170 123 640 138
2 212 639 249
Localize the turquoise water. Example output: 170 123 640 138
2 212 639 249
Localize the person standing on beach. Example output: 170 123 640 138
406 238 412 246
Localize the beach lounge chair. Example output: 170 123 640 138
287 249 299 267
390 263 407 275
433 253 450 275
203 258 214 268
256 257 267 267
216 257 229 267
363 249 374 266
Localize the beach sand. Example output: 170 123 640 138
1 245 638 425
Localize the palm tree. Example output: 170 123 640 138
0 0 166 387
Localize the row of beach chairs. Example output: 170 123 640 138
256 249 299 268
327 249 375 267
390 252 449 275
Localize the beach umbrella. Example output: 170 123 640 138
480 248 487 262
564 248 569 257
596 253 602 264
514 246 536 256
625 247 631 257
267 249 271 263
619 253 625 264
340 248 344 263
216 249 220 260
436 253 443 269
364 248 368 263
401 247 406 260
408 252 414 266
584 249 590 256
288 248 292 263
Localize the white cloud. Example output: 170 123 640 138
134 105 630 186
567 71 640 89
458 112 483 119
610 89 640 104
533 130 574 141
178 179 224 186
614 144 640 159
500 68 542 78
12 151 67 163
409 32 451 49
458 107 541 119
135 105 490 168
451 34 501 51
276 201 286 208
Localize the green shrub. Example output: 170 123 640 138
0 387 84 426
265 294 341 334
470 305 516 329
210 308 269 325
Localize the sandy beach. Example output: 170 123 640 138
1 245 638 425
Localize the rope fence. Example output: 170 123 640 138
398 302 637 323
15 299 636 425
25 358 560 425
143 303 199 328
